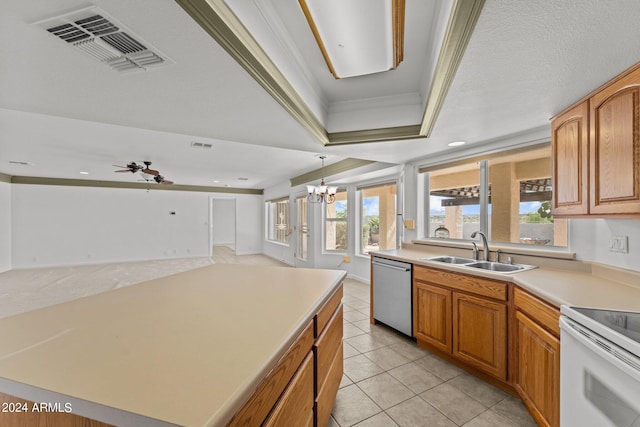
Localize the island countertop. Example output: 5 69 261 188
0 264 346 427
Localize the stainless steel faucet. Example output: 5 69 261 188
470 231 489 261
471 242 478 260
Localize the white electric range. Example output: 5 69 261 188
560 305 640 427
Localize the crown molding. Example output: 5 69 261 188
0 172 11 183
290 158 375 187
175 0 484 145
10 176 263 195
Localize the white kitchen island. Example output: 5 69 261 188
0 264 345 427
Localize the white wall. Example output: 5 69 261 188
11 184 262 268
570 218 640 271
211 198 236 249
0 181 11 272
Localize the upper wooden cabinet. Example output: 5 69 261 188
551 62 640 217
589 67 640 214
551 101 589 215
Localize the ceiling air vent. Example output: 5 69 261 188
35 6 173 73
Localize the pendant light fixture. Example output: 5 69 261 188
307 155 337 204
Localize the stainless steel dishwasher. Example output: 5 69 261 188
372 256 412 337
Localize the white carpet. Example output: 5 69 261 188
0 257 214 319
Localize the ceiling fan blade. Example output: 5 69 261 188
161 180 174 185
142 168 160 176
114 169 134 173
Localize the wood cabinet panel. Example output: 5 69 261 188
513 287 560 336
229 321 314 427
316 286 343 337
453 293 507 380
552 101 589 215
264 353 314 427
414 265 507 301
589 66 640 214
314 304 343 394
413 282 452 353
515 311 560 427
315 342 343 427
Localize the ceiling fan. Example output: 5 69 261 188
113 161 173 185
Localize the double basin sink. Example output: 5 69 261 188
425 256 536 274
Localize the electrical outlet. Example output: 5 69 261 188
608 235 628 253
343 256 351 263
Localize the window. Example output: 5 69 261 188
359 182 397 254
421 145 567 247
296 196 308 260
265 198 290 244
325 189 348 251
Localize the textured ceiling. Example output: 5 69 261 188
2 0 640 188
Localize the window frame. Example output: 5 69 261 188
322 188 349 253
357 180 399 256
419 143 569 250
265 196 291 246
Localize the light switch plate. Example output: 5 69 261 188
608 235 628 253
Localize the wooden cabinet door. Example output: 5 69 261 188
413 282 452 353
453 293 507 380
515 311 560 427
552 101 589 215
589 66 640 215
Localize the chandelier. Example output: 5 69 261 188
307 156 337 204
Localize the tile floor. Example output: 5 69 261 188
212 247 538 427
332 279 538 427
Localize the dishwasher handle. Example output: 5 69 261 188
372 261 411 272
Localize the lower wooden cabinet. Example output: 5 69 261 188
414 282 452 353
514 288 560 427
453 293 507 381
264 353 314 427
413 266 507 381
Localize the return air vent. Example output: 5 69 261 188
35 6 173 73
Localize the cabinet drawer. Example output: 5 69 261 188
414 266 507 301
264 352 314 427
315 341 343 427
229 321 314 427
316 285 343 337
514 287 560 336
314 305 343 393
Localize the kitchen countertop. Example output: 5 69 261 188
372 247 640 312
0 264 346 427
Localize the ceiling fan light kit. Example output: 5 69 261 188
113 161 173 185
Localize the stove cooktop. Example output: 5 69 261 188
572 307 640 346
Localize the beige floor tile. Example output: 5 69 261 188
491 396 538 427
420 383 487 425
388 362 444 394
386 340 431 361
344 333 389 353
353 411 399 426
343 354 385 382
347 298 370 310
344 310 369 323
344 322 367 339
351 319 374 333
357 373 415 410
340 374 354 389
386 396 457 427
462 409 518 427
448 373 509 407
414 354 464 381
327 415 341 427
332 384 382 427
363 346 411 371
344 341 361 358
343 303 358 313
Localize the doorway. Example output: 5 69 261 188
210 198 237 258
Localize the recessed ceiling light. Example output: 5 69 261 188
448 141 466 147
213 180 220 183
80 171 89 175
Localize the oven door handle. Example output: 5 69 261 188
560 316 640 382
